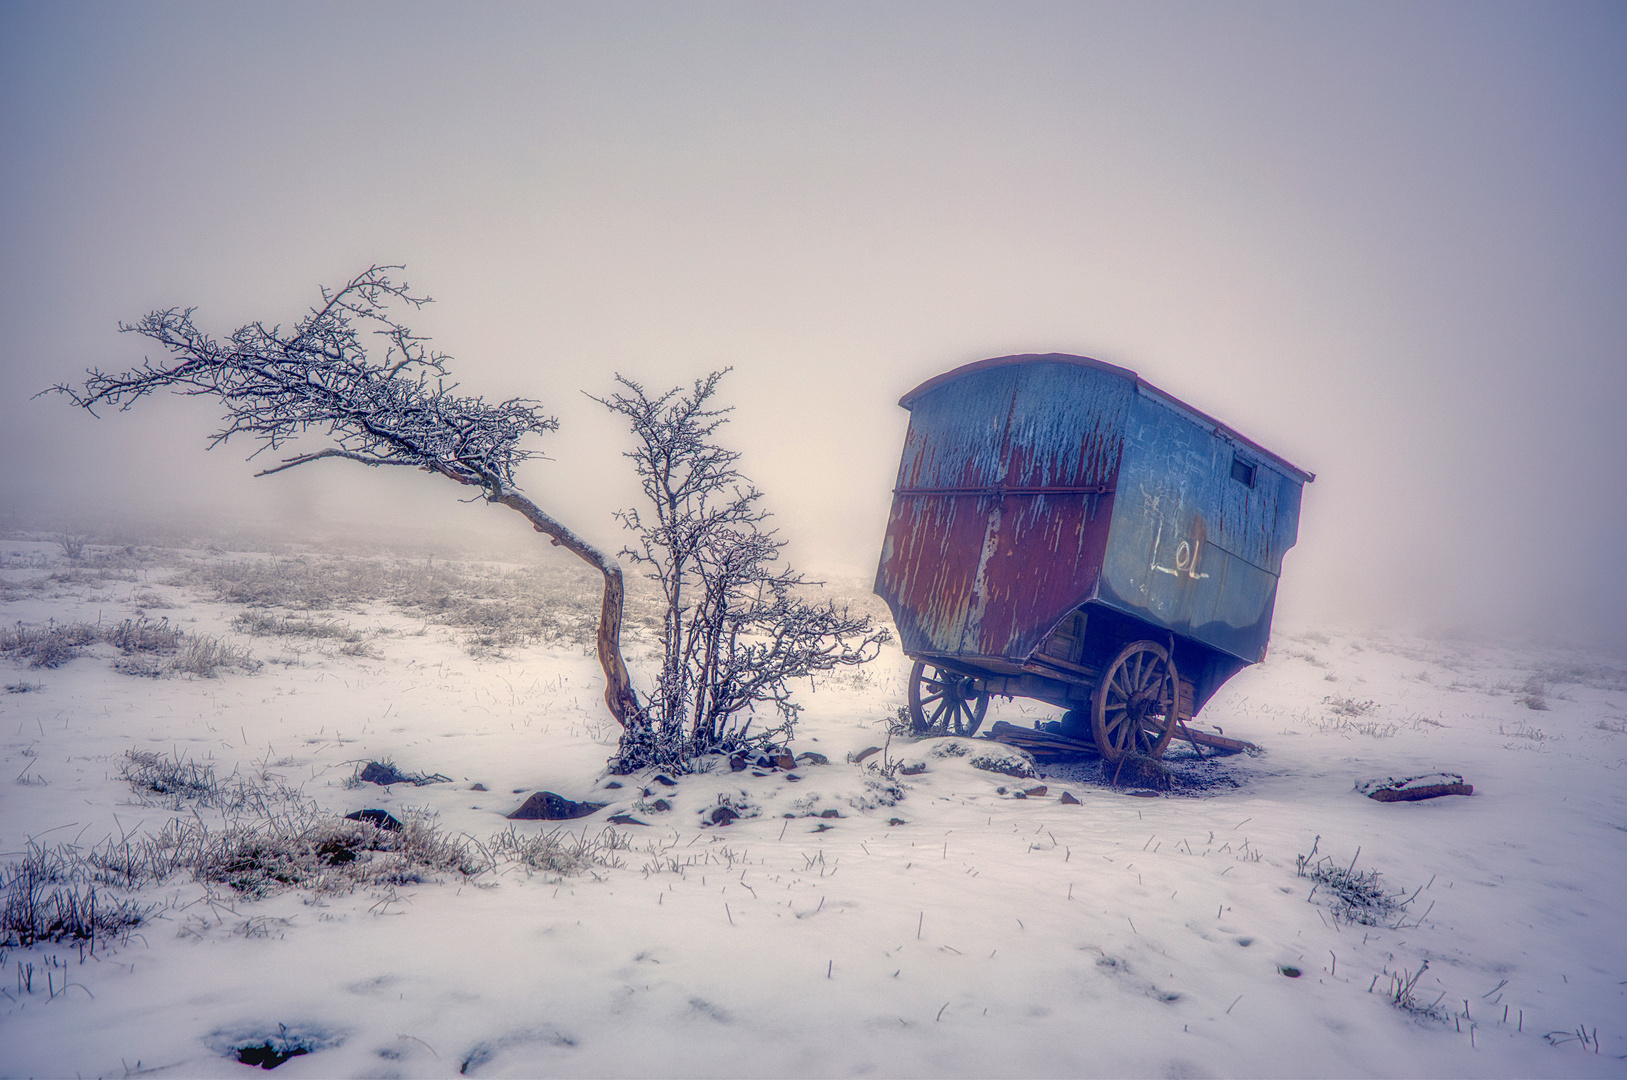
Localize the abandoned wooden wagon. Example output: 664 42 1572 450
874 353 1314 762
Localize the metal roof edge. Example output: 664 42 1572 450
1134 383 1316 484
898 352 1316 484
897 353 1137 408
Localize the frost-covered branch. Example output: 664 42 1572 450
48 265 642 729
50 266 553 489
596 371 889 771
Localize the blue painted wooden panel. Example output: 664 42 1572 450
1097 391 1303 662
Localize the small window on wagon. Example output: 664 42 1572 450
1230 455 1257 488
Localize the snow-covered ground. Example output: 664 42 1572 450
1 535 1624 1078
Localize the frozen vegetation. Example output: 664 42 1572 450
0 530 1623 1077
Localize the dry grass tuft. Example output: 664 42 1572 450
1 841 150 947
2 618 259 677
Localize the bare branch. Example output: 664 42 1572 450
49 265 644 734
52 265 555 490
599 370 888 771
252 448 420 477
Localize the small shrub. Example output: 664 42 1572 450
54 532 89 562
146 807 490 898
1 841 149 947
1381 960 1449 1022
170 635 262 677
2 618 256 677
489 825 630 877
1500 721 1549 743
103 616 186 653
232 609 363 642
1295 838 1404 926
121 750 222 803
1 620 96 668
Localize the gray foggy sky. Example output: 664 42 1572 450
3 2 1624 651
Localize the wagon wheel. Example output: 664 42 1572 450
1092 641 1181 762
907 661 990 736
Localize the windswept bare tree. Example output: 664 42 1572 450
598 372 888 770
47 265 641 726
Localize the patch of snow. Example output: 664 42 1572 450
1 546 1624 1076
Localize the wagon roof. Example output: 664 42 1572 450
899 353 1316 484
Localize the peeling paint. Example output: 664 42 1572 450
875 354 1310 688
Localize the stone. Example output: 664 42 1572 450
851 746 882 764
357 761 448 786
344 808 403 830
887 818 907 826
604 781 623 789
1059 791 1081 805
899 763 927 776
651 798 671 812
359 761 409 786
507 792 607 820
729 754 748 772
1023 785 1048 797
819 808 841 819
469 783 487 792
794 751 829 766
607 813 648 826
709 806 739 826
653 774 678 787
771 753 796 771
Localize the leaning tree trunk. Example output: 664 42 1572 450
486 489 641 727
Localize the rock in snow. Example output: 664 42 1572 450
507 791 607 820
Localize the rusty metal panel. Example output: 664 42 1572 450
876 359 1132 661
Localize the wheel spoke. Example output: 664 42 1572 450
1094 642 1180 764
